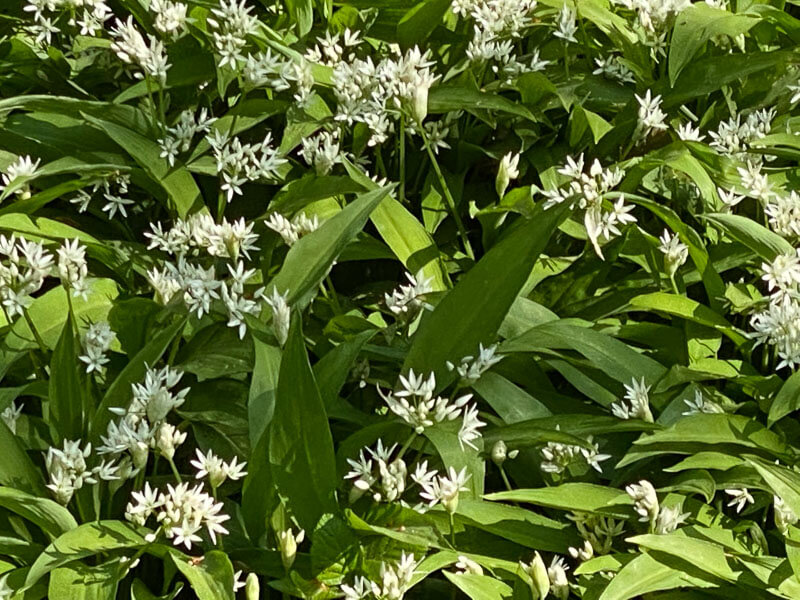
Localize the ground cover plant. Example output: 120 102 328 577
3 0 800 598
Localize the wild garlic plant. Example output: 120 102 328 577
4 0 800 598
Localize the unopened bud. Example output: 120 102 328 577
495 152 520 198
530 552 550 600
278 527 304 570
245 573 260 600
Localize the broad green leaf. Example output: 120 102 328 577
170 550 234 600
130 580 183 600
49 561 122 600
624 292 747 346
428 86 535 122
0 419 47 496
285 0 313 36
632 413 788 457
748 457 800 518
471 372 551 424
626 532 738 581
485 484 634 519
269 186 392 309
404 203 569 387
484 415 660 449
502 320 666 385
768 369 800 426
342 159 449 291
0 486 75 538
701 213 793 261
443 571 513 600
397 0 450 46
89 318 186 440
247 315 338 533
248 337 281 446
669 4 759 85
25 521 147 588
457 498 579 552
49 315 83 442
176 322 253 381
598 552 716 600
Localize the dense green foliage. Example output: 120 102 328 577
2 0 800 598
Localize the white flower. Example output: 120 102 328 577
45 439 118 505
547 556 570 600
191 448 247 488
553 5 578 43
79 321 116 374
446 343 504 385
151 0 188 39
126 481 230 548
1 155 40 199
635 90 668 139
419 466 470 513
540 428 610 475
718 187 745 211
593 55 635 83
725 488 754 513
676 122 705 142
458 404 485 451
626 479 659 524
299 130 342 175
57 239 89 299
1 401 23 434
775 495 798 534
611 377 653 422
654 504 690 534
682 390 724 416
738 160 771 201
658 229 688 277
110 17 171 83
341 575 378 600
385 271 434 318
568 540 594 561
496 152 520 198
454 555 483 575
152 422 186 460
264 287 291 346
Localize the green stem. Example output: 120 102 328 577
563 42 570 79
399 117 406 203
167 456 183 483
22 309 47 354
448 512 456 548
144 76 160 135
325 275 342 314
419 125 474 259
396 431 417 460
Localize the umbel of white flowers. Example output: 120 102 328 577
377 369 485 451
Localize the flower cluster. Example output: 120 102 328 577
79 321 116 374
610 378 654 422
0 155 40 200
0 236 89 321
340 553 419 600
98 365 189 478
540 427 611 476
125 481 230 549
540 154 632 258
384 272 434 319
750 251 800 368
378 370 485 450
46 439 119 505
